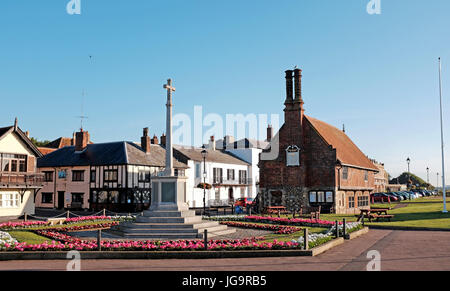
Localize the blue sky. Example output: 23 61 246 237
1 0 450 185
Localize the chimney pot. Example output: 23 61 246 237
267 125 273 142
285 70 294 105
75 130 90 152
141 128 151 153
160 133 167 147
293 68 303 103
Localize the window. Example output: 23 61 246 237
41 193 53 204
358 196 369 207
72 170 84 182
44 171 54 182
104 169 118 182
138 170 151 182
10 160 17 172
342 167 349 180
90 170 96 182
19 160 26 172
326 191 334 203
309 191 317 203
0 154 27 172
348 196 355 208
0 193 19 208
238 170 247 184
58 170 67 179
175 169 185 177
364 170 369 182
317 191 325 203
213 168 223 184
195 163 201 179
227 169 235 181
71 193 84 203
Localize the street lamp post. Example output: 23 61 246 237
427 167 430 185
201 145 208 216
438 57 447 213
406 157 411 190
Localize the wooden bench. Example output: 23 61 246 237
265 206 289 217
47 218 67 225
293 206 321 220
356 212 395 222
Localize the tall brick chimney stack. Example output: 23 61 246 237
151 134 159 145
160 133 166 147
267 125 273 142
141 127 151 153
284 70 294 106
293 68 304 108
75 129 90 152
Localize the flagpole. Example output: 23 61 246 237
438 57 447 213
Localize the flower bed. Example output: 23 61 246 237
1 234 301 252
292 221 363 248
219 221 302 234
0 231 18 249
0 221 49 231
0 216 124 231
206 215 339 228
42 221 119 233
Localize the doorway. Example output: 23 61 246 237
58 191 65 209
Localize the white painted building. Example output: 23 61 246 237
173 143 251 208
215 134 271 201
0 120 44 217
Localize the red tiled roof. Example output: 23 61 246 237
38 147 58 155
305 116 378 171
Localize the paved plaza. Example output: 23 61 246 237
0 229 449 271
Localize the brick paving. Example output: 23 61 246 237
1 229 449 271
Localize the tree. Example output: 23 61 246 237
30 137 51 147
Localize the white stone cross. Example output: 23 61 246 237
163 79 176 176
163 79 176 105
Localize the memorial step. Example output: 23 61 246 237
136 215 203 224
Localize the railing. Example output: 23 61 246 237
0 172 45 187
213 178 253 186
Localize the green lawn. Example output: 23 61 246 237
8 231 52 244
366 197 450 229
277 197 450 230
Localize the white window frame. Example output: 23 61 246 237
0 193 20 208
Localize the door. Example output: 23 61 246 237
228 187 234 204
58 191 65 209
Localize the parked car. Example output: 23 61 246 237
389 192 405 201
234 198 254 208
371 193 398 203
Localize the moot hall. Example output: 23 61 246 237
259 69 378 215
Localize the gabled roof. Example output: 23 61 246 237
37 142 187 168
305 116 378 171
173 145 250 166
0 125 43 158
46 137 73 149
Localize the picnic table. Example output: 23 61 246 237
265 206 289 217
208 205 234 216
357 208 394 222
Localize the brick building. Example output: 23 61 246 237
259 69 378 214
